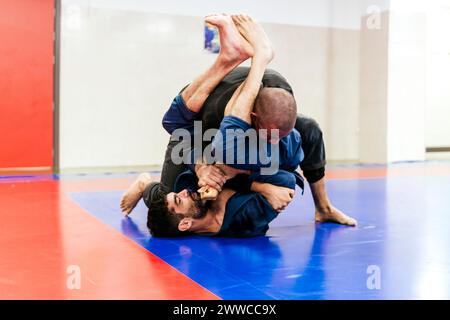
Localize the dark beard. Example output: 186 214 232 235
189 191 211 219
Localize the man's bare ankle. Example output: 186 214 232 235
216 57 242 70
316 204 332 214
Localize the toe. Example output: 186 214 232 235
234 14 244 23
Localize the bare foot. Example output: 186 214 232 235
315 206 358 227
231 14 274 63
120 173 153 216
205 13 253 63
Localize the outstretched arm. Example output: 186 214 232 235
223 59 265 123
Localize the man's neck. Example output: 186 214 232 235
191 188 236 234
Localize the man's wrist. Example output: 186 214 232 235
251 181 268 195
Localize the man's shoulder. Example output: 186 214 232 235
263 68 286 80
224 67 292 90
262 69 293 94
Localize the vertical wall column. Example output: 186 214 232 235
359 1 427 164
425 5 450 150
359 11 390 163
0 0 55 169
386 4 426 162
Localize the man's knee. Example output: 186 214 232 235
160 136 189 191
303 167 325 184
296 115 327 177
